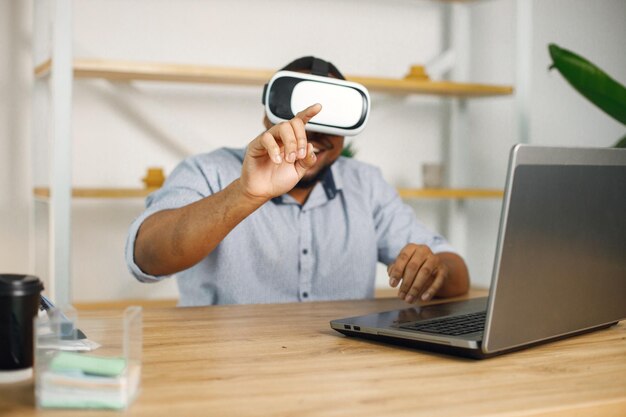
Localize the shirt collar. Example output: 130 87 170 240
272 161 344 206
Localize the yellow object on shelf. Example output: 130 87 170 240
404 65 430 81
142 167 166 188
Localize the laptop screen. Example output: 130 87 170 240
484 146 626 353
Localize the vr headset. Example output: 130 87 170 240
262 68 370 137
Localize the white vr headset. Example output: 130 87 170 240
262 70 370 136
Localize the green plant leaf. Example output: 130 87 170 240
341 142 356 158
615 134 626 148
548 43 626 125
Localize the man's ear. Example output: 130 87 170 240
263 115 273 130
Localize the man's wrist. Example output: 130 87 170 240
232 178 270 208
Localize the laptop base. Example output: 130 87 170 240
335 321 619 360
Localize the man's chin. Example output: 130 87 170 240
295 166 329 189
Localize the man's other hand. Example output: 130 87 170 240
388 244 470 303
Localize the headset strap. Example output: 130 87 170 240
311 57 330 76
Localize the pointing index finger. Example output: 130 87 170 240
295 103 322 125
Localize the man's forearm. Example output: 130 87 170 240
134 178 267 276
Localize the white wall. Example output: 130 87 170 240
530 0 626 147
467 0 626 286
0 0 31 275
1 0 624 302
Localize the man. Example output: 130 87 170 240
125 56 469 306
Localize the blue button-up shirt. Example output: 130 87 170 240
125 148 455 306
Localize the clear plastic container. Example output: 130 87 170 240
34 306 142 410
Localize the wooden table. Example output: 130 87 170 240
1 292 625 417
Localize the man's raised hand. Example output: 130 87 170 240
241 104 322 200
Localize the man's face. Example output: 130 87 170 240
263 116 344 188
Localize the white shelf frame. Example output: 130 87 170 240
31 1 526 305
32 0 73 306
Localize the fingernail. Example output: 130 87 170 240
298 147 306 158
389 278 398 287
274 153 282 163
421 292 431 301
398 291 406 300
288 152 296 163
405 295 415 303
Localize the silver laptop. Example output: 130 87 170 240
331 144 626 358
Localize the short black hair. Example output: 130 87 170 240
280 56 345 80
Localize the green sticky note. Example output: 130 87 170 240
50 352 126 377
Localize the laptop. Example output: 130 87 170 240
330 144 626 359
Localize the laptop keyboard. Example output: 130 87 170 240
400 311 486 336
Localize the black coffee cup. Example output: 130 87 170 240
0 274 44 382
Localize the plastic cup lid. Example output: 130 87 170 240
0 274 44 297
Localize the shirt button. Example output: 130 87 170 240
302 292 309 298
302 249 308 255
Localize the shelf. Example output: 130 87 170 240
34 59 513 97
352 76 512 97
398 188 503 199
34 187 503 200
34 59 52 78
34 187 158 199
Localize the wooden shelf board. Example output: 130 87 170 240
73 59 274 86
35 59 513 97
398 188 503 199
73 287 488 310
34 187 159 199
74 298 178 310
34 59 52 78
350 75 512 97
34 187 503 200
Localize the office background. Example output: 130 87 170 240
1 0 625 303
